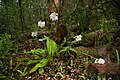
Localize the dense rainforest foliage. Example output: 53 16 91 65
0 0 120 79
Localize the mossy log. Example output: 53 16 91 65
77 28 118 47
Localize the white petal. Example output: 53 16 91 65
38 21 41 26
94 59 99 63
55 16 58 21
98 58 105 64
50 12 58 21
75 34 82 41
31 31 37 37
38 21 45 28
31 32 34 37
38 38 45 41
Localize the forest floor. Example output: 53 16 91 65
1 38 120 80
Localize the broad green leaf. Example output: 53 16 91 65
44 36 49 50
45 36 51 55
51 40 57 56
29 59 48 73
39 59 48 67
29 65 39 74
10 59 13 68
44 36 57 57
48 40 52 56
116 50 119 65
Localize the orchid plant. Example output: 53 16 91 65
38 21 45 28
50 12 58 21
31 31 38 38
94 58 105 64
74 34 82 41
31 12 58 39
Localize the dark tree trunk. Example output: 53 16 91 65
19 0 25 32
85 0 94 32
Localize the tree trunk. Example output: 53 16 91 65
19 0 25 32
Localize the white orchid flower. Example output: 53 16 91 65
74 34 82 41
50 12 58 21
94 58 105 64
38 21 45 28
31 31 38 38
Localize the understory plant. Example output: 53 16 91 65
20 49 48 75
18 36 58 76
19 35 78 76
116 50 120 65
0 33 18 79
58 46 77 58
0 60 6 79
0 33 13 56
44 36 57 57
